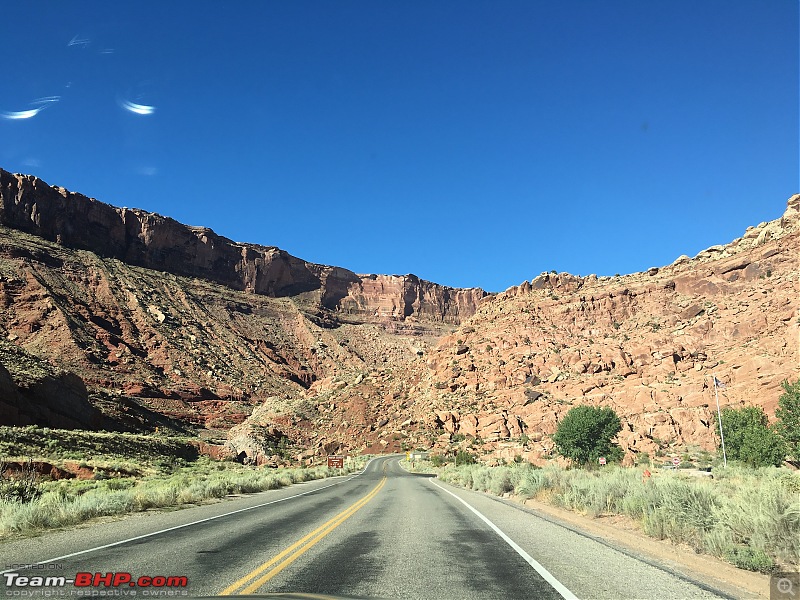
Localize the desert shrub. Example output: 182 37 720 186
711 471 800 566
724 546 776 574
470 467 491 491
553 405 623 465
776 379 800 460
0 459 367 538
555 468 640 517
439 465 476 489
516 467 557 499
0 458 42 503
101 478 135 491
488 467 515 495
717 406 786 467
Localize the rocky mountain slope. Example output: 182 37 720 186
0 167 796 465
0 169 484 460
421 196 799 463
0 169 486 326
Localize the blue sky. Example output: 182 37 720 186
1 1 797 292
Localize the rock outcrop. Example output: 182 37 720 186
0 166 796 465
0 168 486 325
419 195 799 463
0 340 104 429
321 272 486 324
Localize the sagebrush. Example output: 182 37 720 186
440 463 799 572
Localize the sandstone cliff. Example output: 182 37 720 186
0 169 485 325
416 195 800 464
223 195 798 465
0 221 431 437
0 165 796 467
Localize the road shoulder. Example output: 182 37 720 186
496 491 769 599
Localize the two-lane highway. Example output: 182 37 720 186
1 456 731 599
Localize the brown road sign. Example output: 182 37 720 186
327 455 344 468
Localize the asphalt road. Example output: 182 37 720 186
0 456 732 599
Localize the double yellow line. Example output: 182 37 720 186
220 475 387 595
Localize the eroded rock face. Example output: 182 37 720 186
0 340 104 429
0 169 485 324
0 220 442 434
416 195 800 462
0 166 796 465
326 273 487 324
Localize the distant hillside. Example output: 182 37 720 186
0 168 487 325
420 195 800 464
0 166 796 466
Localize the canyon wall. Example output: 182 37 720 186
418 195 800 463
0 169 485 324
1 166 796 465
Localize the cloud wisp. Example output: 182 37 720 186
1 96 61 120
119 99 156 115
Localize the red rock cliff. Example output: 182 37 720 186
0 169 486 323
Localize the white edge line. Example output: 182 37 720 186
1 457 380 575
430 479 579 600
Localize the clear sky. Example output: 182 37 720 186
2 1 797 292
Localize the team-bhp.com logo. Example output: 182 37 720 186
4 572 188 596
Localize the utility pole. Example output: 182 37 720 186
713 374 727 468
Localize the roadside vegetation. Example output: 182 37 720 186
775 379 800 461
717 406 786 467
434 461 798 574
0 426 366 539
0 425 201 477
552 405 623 465
408 380 800 574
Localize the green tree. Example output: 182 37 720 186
553 405 623 465
454 450 476 466
717 406 786 467
776 379 800 460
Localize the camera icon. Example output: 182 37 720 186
772 572 800 600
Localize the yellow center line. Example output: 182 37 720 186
240 478 386 594
220 475 387 595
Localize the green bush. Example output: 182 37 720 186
553 405 623 465
454 451 476 466
717 406 786 467
776 379 800 460
724 546 775 574
429 454 446 467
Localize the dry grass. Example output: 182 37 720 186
0 456 368 538
439 462 799 573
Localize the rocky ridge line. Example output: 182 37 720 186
0 169 486 325
415 194 799 464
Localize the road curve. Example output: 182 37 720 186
0 456 730 599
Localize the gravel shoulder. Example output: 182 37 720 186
505 492 769 599
401 460 772 599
